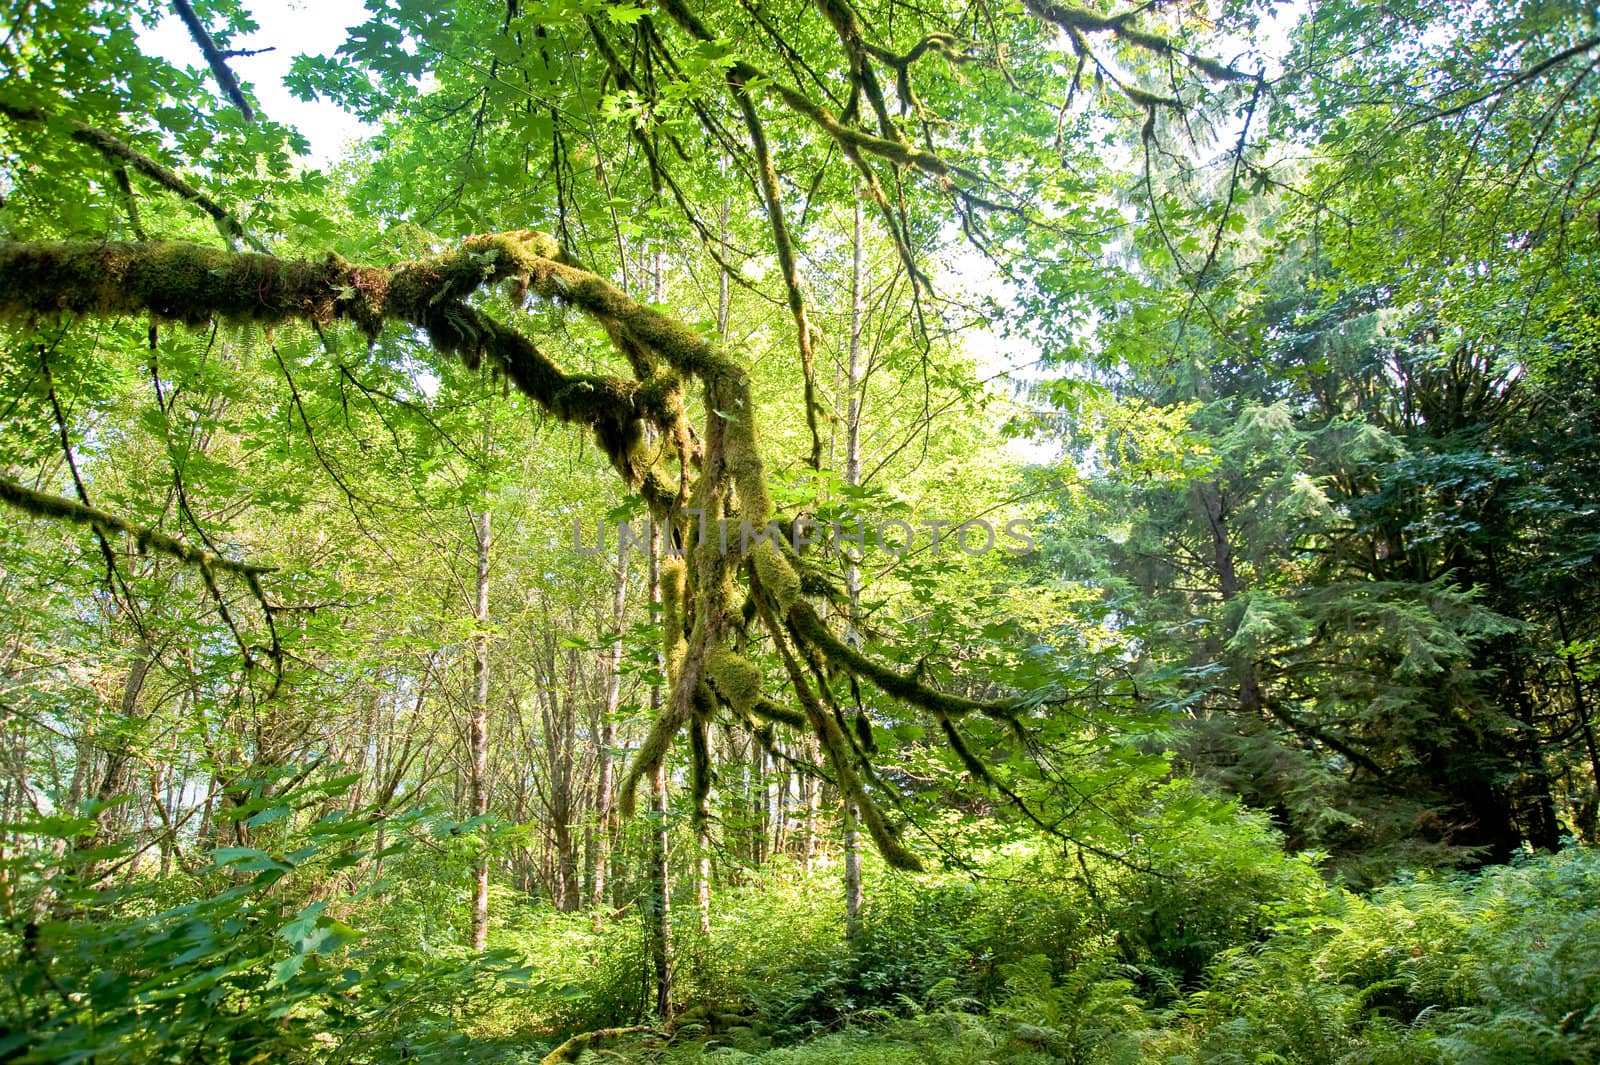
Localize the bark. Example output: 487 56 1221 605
645 522 674 1017
469 508 492 951
844 802 863 941
843 196 866 938
590 542 628 923
171 0 256 120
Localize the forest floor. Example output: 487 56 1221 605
453 839 1600 1065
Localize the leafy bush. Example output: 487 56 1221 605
0 773 529 1064
1097 783 1330 984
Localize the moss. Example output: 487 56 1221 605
689 713 713 826
751 541 802 613
539 1025 652 1065
0 474 268 580
661 558 689 675
706 647 764 713
750 696 808 730
807 690 922 872
717 382 771 523
788 601 1017 721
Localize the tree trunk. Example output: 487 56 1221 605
650 759 673 1015
1196 482 1263 715
469 507 492 951
844 802 863 940
842 193 866 936
591 542 628 925
799 772 817 874
77 643 152 882
694 718 712 937
646 519 673 1016
1555 602 1600 837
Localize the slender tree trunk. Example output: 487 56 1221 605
1197 482 1264 715
689 201 736 930
799 772 817 874
1555 603 1600 817
751 746 767 867
650 760 673 1015
79 643 152 881
694 719 712 937
841 193 867 938
645 520 673 1016
717 197 730 341
544 646 582 912
469 507 492 951
843 802 863 940
772 765 789 858
591 543 628 926
1499 641 1561 851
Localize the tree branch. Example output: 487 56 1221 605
0 474 273 580
0 102 266 251
171 0 256 121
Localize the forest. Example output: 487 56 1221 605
1 0 1598 1061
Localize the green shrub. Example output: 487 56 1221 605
1103 783 1329 983
0 774 530 1064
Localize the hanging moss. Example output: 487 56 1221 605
660 557 689 675
751 541 801 613
706 647 763 713
744 566 922 871
788 601 1018 721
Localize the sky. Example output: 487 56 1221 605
138 0 373 166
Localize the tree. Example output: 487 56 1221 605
0 0 1259 880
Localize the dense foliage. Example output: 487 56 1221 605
1 0 1597 1062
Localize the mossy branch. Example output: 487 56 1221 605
1022 0 1252 83
0 237 686 490
539 1025 655 1064
0 475 274 580
751 696 808 730
731 84 825 470
0 233 1045 874
750 564 922 870
787 601 1021 721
